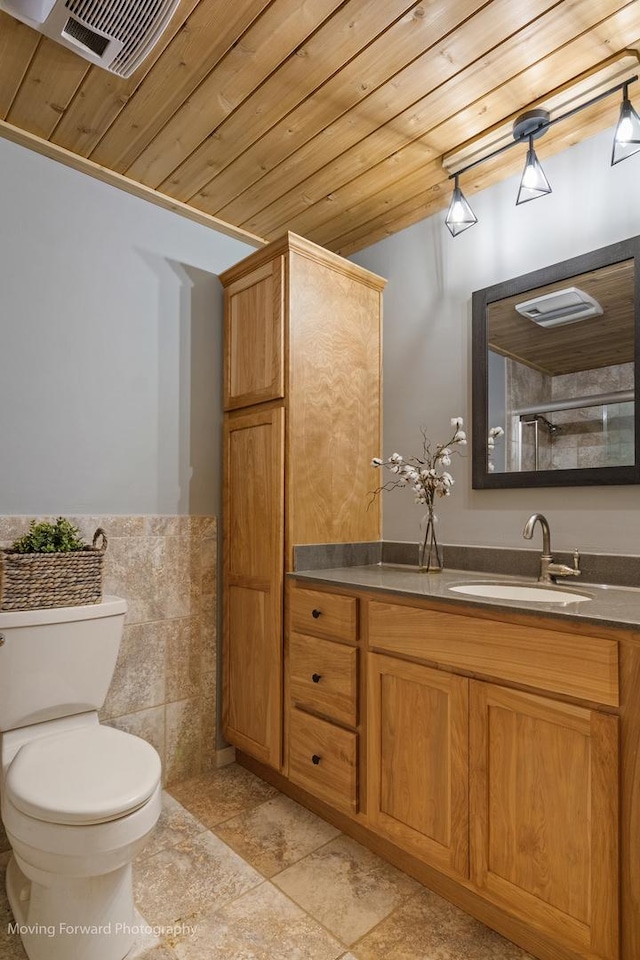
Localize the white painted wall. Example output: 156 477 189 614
352 127 640 555
0 138 257 515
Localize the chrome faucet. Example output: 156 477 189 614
522 513 581 583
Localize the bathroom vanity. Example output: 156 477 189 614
219 234 638 960
236 566 640 960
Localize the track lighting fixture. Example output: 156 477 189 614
445 74 638 235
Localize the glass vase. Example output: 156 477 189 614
418 509 443 573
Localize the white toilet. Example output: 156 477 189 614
0 597 162 960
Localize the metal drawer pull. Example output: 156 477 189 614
312 608 322 619
312 673 322 683
311 754 321 765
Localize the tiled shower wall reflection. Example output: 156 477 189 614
0 515 217 793
505 360 634 470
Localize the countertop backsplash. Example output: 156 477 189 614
294 541 640 590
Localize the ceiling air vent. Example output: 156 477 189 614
0 0 181 77
515 287 603 328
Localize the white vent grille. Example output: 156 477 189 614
63 0 179 76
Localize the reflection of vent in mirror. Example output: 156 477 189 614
515 287 603 327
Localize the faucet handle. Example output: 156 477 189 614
572 549 581 572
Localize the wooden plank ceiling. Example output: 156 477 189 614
1 0 639 254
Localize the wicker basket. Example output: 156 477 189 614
0 528 108 611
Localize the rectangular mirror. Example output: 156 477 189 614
472 236 640 488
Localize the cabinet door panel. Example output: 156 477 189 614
223 407 284 768
224 258 284 410
470 682 619 959
367 654 468 877
287 250 381 547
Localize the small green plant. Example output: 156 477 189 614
11 518 87 554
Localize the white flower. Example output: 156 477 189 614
488 461 495 472
369 418 468 544
489 426 504 438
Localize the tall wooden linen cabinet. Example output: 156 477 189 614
220 233 385 770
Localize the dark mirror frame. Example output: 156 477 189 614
472 235 640 489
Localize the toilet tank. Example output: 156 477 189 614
0 597 127 730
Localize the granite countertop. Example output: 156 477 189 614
290 564 640 630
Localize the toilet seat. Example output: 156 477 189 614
5 725 161 825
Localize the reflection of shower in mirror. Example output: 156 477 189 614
510 397 634 472
518 414 561 471
524 414 562 435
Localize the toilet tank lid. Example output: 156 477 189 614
0 595 126 628
5 725 161 825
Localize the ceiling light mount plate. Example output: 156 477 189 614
513 109 550 142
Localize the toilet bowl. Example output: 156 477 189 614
0 598 162 960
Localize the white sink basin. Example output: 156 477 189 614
448 582 592 603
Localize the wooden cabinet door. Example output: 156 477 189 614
222 406 284 768
367 653 469 877
224 257 284 410
470 682 619 960
286 249 381 550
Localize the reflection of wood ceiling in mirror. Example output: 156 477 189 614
487 260 635 376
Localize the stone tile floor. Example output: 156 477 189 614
1 763 534 960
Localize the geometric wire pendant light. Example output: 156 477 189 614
516 133 552 204
612 82 640 164
445 174 477 236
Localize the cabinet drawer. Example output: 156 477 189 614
288 709 358 813
290 587 357 643
367 600 619 707
290 633 358 727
